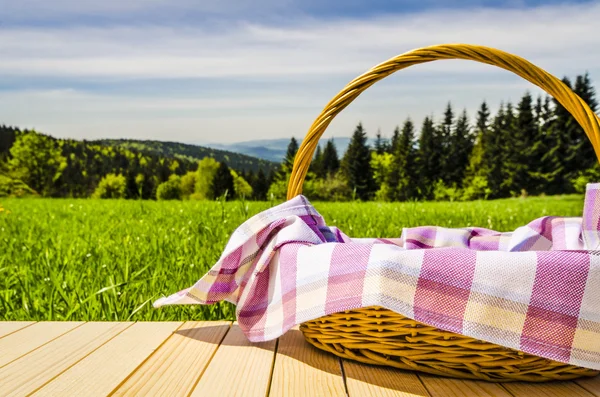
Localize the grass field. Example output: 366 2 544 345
0 194 586 322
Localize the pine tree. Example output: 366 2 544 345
547 77 577 193
253 168 269 200
321 139 340 177
573 73 599 171
483 103 508 197
530 95 558 194
374 129 385 155
390 126 401 154
438 103 454 183
534 95 543 125
415 116 439 199
499 103 519 196
280 137 299 178
310 144 324 178
463 101 491 199
513 92 537 193
388 118 416 201
446 110 473 186
212 162 235 199
341 123 375 200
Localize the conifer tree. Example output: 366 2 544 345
415 116 439 199
498 103 519 196
374 129 386 155
341 123 375 200
483 103 508 197
463 101 491 199
390 126 401 154
253 168 269 200
438 103 454 183
573 73 598 172
446 109 473 186
513 92 537 193
547 78 577 193
321 139 340 177
529 95 562 194
280 137 299 178
212 162 235 199
388 118 416 201
310 144 324 177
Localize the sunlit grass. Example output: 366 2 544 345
0 194 584 321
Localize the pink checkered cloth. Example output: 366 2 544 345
154 183 600 370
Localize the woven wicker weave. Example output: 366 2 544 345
288 44 600 382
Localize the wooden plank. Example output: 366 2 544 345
343 361 430 397
191 323 276 397
419 374 513 397
503 381 594 397
32 321 182 397
269 326 347 397
0 321 131 397
111 321 231 397
0 321 36 339
0 321 83 368
577 375 600 396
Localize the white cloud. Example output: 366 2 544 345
2 3 600 78
0 2 599 143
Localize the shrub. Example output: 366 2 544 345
433 179 462 202
180 171 197 199
0 175 38 197
230 170 253 199
156 175 182 200
303 174 353 202
267 179 288 201
462 175 492 201
92 173 127 199
571 166 600 194
374 183 392 202
194 157 220 199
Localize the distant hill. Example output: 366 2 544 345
1 126 281 199
203 137 379 162
96 139 278 174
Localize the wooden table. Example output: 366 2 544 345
0 321 598 396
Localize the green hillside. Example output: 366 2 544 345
0 126 277 199
96 139 278 174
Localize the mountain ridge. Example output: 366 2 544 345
201 136 379 162
95 138 279 174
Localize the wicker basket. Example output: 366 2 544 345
287 44 600 382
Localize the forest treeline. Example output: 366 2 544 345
268 73 599 202
0 72 597 201
0 129 274 200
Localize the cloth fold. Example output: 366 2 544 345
154 184 600 370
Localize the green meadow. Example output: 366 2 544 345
0 195 585 322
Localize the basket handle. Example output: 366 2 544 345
286 43 600 200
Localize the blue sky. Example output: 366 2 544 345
1 0 599 144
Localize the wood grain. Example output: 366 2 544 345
191 323 276 397
0 322 595 397
0 321 83 368
270 327 346 397
344 361 430 397
419 374 513 397
32 322 182 397
0 321 131 397
504 381 595 397
111 321 231 397
0 321 35 339
577 375 600 397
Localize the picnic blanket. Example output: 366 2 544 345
153 184 600 370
